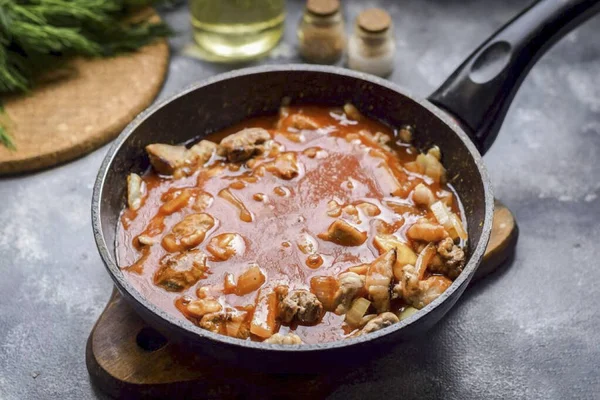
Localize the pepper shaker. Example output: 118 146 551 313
297 0 346 64
348 8 395 77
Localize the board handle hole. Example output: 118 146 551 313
136 327 168 352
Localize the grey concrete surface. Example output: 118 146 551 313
1 1 599 399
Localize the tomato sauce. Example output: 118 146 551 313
117 105 463 343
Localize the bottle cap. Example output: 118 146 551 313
306 0 340 17
357 8 391 33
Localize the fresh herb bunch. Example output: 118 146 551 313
0 0 172 149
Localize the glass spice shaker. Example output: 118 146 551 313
297 0 345 64
348 8 396 77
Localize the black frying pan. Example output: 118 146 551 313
92 0 600 373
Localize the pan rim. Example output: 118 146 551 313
92 64 494 353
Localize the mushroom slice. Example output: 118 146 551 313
317 220 367 246
162 213 215 252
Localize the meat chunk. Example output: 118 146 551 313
188 140 218 164
354 312 399 336
373 234 417 279
162 213 215 252
318 219 367 246
146 144 187 175
127 173 145 210
153 250 208 291
146 140 217 177
264 332 303 345
432 237 466 279
414 276 452 309
343 103 363 121
200 310 250 339
393 264 452 309
192 192 214 212
395 264 420 303
359 130 392 152
372 131 391 147
279 290 324 325
398 125 413 143
412 183 435 207
266 152 300 180
333 272 365 315
356 202 381 217
219 128 271 162
365 249 396 313
287 114 320 130
186 298 222 318
206 233 244 261
416 152 446 184
406 220 448 242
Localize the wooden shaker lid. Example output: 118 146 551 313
357 8 392 33
306 0 340 16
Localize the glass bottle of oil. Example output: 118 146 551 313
190 0 286 62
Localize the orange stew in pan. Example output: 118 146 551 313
117 104 468 345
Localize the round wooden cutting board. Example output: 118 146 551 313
0 39 169 175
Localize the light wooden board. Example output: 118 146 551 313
0 38 169 175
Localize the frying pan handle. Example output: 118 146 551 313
427 0 600 155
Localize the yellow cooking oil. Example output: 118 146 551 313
190 0 286 61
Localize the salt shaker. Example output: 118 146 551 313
297 0 345 64
348 8 395 77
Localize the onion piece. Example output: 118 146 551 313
430 201 468 241
126 173 145 211
415 243 436 280
398 306 419 321
431 201 452 227
345 297 371 327
451 214 468 241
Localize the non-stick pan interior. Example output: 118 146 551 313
99 68 487 264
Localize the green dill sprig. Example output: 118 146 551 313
0 105 15 150
0 0 172 149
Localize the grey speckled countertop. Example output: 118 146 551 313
1 1 599 399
